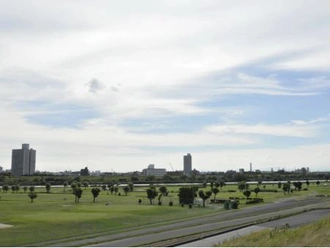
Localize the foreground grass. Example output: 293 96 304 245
0 183 327 246
219 214 330 247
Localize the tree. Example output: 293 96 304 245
109 186 114 194
71 182 77 191
198 190 212 207
238 181 247 192
316 180 320 187
28 192 38 202
158 194 162 205
128 182 134 192
214 182 220 188
293 181 302 191
2 184 9 193
114 186 118 195
63 182 68 191
29 186 35 192
258 180 262 186
102 185 107 191
243 190 251 199
91 188 100 202
210 182 214 188
73 188 83 203
123 186 130 196
306 180 310 187
45 183 51 193
254 187 261 197
23 186 28 193
178 187 196 205
202 181 207 188
282 183 290 195
277 181 282 189
219 181 225 189
83 181 89 190
211 187 220 200
146 188 158 205
11 185 16 193
159 186 168 196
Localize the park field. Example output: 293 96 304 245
0 182 329 246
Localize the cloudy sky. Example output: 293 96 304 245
0 0 329 173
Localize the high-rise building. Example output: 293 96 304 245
183 153 192 175
11 144 36 177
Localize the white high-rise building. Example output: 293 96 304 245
11 144 36 177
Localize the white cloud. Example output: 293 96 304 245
207 123 319 138
0 1 329 172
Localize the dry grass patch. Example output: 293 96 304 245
219 215 330 247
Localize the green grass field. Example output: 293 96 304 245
0 182 328 246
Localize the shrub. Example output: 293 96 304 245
224 200 230 210
246 198 264 204
138 199 142 204
189 204 192 209
169 201 173 206
231 200 239 209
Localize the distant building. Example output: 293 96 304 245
142 164 166 177
183 153 192 175
11 144 36 177
80 167 90 176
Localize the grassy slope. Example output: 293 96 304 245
0 183 328 246
219 214 330 247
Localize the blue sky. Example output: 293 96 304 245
0 0 329 173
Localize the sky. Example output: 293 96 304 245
0 0 329 173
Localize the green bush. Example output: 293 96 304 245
224 200 230 210
246 198 264 204
231 200 239 209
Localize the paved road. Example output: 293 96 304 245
180 209 330 247
35 196 329 247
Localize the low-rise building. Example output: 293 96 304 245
142 164 166 177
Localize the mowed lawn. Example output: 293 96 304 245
0 183 326 246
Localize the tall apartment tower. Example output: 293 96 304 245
183 153 192 175
11 144 36 177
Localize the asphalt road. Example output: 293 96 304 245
180 209 330 247
36 196 329 247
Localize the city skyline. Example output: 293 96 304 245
0 1 329 173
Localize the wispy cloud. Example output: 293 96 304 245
206 123 318 138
